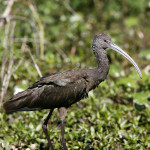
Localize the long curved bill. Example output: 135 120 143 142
109 42 142 78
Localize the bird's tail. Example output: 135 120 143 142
3 89 35 114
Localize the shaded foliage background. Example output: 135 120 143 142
0 0 150 149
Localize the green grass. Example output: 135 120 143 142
0 72 150 149
0 101 150 149
0 0 150 149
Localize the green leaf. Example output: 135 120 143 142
132 92 149 105
117 77 136 88
139 50 150 60
125 17 138 27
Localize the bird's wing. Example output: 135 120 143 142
29 69 87 88
3 69 88 113
26 69 88 108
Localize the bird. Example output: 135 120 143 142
3 33 142 150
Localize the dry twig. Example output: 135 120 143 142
0 0 15 27
0 22 23 104
26 0 45 59
54 45 68 59
27 47 43 78
20 37 42 78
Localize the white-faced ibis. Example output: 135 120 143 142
3 33 142 150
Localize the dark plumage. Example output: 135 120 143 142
3 33 142 150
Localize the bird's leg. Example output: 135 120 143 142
59 107 68 150
42 109 54 150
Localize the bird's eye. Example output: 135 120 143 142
104 39 108 43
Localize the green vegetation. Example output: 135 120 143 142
0 0 150 149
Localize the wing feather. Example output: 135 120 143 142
3 69 88 113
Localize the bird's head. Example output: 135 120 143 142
92 33 142 78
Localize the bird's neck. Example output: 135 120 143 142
93 47 109 81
